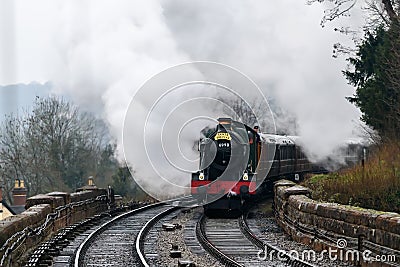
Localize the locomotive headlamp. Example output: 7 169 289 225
199 172 204 180
243 172 249 181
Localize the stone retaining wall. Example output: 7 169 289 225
0 188 108 265
274 180 400 267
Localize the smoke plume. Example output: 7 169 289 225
1 0 366 198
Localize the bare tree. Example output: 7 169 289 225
0 96 119 198
0 115 27 202
217 96 297 134
307 0 358 26
307 0 398 27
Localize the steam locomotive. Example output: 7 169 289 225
191 118 366 215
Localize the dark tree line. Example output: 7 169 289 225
344 1 399 139
111 165 147 200
311 0 400 139
0 97 123 202
345 23 400 138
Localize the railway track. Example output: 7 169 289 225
25 196 318 267
23 195 198 267
26 213 115 267
196 212 316 267
239 213 315 267
73 203 178 267
72 196 197 267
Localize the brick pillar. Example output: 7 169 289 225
12 179 28 206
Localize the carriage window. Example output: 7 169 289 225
281 146 288 160
288 146 294 159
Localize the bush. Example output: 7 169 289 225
303 141 400 213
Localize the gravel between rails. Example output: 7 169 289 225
157 207 225 267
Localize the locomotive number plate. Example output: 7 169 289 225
214 132 232 140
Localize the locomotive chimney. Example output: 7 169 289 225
12 179 28 206
217 118 232 130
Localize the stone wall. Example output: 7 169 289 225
0 188 108 265
274 180 400 267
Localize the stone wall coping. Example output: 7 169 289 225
0 189 107 249
47 192 69 196
274 179 296 187
276 184 312 199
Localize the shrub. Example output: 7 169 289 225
303 141 400 213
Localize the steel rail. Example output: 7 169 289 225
239 213 316 267
136 206 180 266
73 202 165 267
196 214 244 267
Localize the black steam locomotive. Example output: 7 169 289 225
191 118 366 215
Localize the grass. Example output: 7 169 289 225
302 141 400 213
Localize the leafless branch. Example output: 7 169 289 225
307 0 357 26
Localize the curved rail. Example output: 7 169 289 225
239 213 315 267
136 206 180 266
196 214 243 267
73 202 165 267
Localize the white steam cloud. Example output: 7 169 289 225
1 0 366 197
